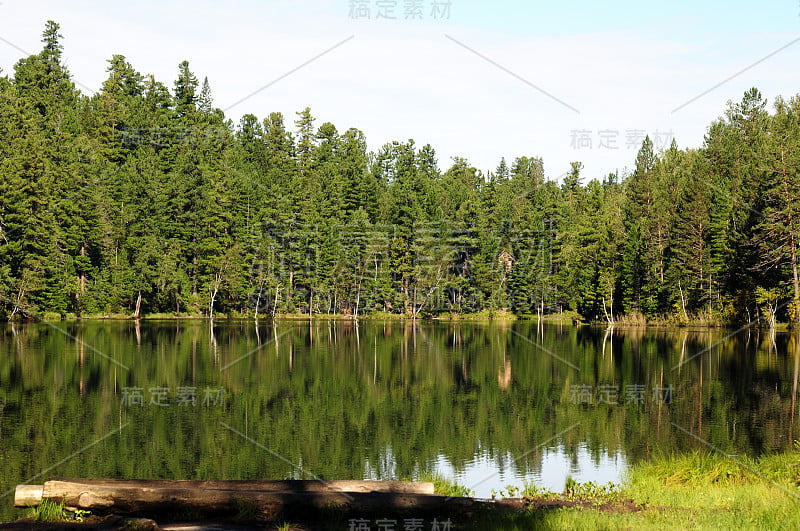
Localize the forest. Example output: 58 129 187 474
1 21 799 324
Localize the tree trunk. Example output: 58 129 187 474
272 285 281 319
79 244 86 294
790 331 799 437
27 479 434 497
790 232 800 325
254 281 264 321
14 485 42 507
209 288 217 319
355 281 361 319
602 297 613 325
11 284 25 318
678 280 689 322
16 480 457 516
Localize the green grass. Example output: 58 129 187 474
434 309 518 320
26 499 69 522
463 450 800 530
17 453 800 530
606 451 800 530
542 310 584 322
418 472 475 497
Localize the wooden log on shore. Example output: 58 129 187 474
17 480 469 516
45 478 435 495
13 485 43 507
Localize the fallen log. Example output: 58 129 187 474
45 478 434 495
13 485 43 508
15 479 433 507
17 480 470 516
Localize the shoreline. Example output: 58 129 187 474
4 312 795 330
6 451 800 530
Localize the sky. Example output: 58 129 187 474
1 0 799 181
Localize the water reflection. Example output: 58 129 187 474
0 321 798 520
434 444 628 497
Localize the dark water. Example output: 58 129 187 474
1 320 798 520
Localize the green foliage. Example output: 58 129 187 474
563 478 622 502
490 484 525 499
26 499 71 522
627 451 797 488
1 22 799 325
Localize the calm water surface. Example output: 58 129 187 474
1 320 798 519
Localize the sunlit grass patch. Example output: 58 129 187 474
417 472 474 497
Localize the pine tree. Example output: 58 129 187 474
338 128 375 219
670 150 713 316
3 21 800 322
753 95 800 323
621 136 659 314
174 60 198 119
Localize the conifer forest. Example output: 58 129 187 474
1 21 799 325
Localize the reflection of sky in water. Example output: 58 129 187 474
434 445 627 498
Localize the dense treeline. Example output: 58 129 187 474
1 22 799 323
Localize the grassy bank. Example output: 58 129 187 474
8 451 800 529
23 310 522 322
14 308 798 329
464 449 800 530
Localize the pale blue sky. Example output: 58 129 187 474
2 0 799 179
455 1 797 35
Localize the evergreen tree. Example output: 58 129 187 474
2 21 800 324
174 60 198 119
753 95 800 323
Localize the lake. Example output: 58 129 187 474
1 320 798 520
